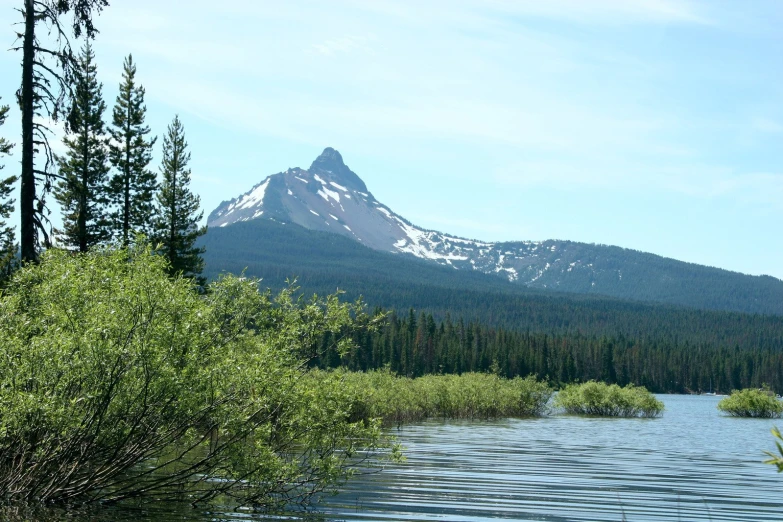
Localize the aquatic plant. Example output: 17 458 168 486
554 380 664 418
764 426 783 472
312 369 553 425
718 388 783 418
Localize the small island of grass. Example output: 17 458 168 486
319 370 554 425
554 381 664 418
717 388 783 418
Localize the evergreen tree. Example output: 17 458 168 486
54 42 111 252
107 55 157 246
15 0 109 263
153 115 206 282
0 99 17 284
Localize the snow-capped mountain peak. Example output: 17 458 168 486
207 148 613 286
209 148 487 264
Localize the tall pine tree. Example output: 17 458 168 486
107 54 157 246
153 115 206 282
15 0 109 263
53 42 110 252
0 99 17 284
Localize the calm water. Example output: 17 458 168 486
320 394 783 521
10 395 783 521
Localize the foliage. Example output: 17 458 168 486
717 388 783 418
13 0 110 262
0 246 390 507
311 369 553 425
315 305 783 395
153 115 206 282
205 222 783 394
107 54 157 246
553 381 664 418
764 427 783 472
201 221 783 376
53 42 111 251
0 99 16 285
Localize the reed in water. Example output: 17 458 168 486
554 381 664 418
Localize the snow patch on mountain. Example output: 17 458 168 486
318 186 341 204
206 148 606 286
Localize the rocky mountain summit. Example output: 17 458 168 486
206 148 783 313
210 147 530 282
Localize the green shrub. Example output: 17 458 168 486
315 369 553 425
0 246 390 507
718 388 783 418
554 381 664 418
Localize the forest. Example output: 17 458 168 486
201 217 783 315
202 219 783 384
0 6 205 284
317 308 783 394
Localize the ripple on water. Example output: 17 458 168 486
11 395 783 521
320 395 783 521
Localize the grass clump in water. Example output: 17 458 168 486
554 380 664 418
718 388 783 418
315 370 553 425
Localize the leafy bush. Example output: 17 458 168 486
317 369 553 425
0 246 390 507
718 388 783 418
554 381 664 418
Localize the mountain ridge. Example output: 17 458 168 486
205 147 783 315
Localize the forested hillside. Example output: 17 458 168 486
200 219 783 353
205 148 783 316
495 238 783 315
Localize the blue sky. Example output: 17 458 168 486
0 0 782 278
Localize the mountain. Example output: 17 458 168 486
200 218 783 342
205 148 783 316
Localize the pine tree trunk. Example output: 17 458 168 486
78 179 88 253
79 113 89 252
123 125 130 247
123 173 130 246
169 159 177 268
122 149 130 247
20 0 36 262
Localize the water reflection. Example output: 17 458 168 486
320 395 783 521
7 395 783 521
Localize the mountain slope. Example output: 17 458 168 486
199 218 783 350
205 148 783 315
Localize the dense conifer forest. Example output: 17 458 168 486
202 211 783 315
319 309 783 394
200 219 783 394
202 221 783 336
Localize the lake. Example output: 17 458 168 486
9 394 783 521
320 394 783 521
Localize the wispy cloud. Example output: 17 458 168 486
349 0 712 27
93 0 773 207
660 168 783 204
753 117 783 133
493 159 783 211
1 0 781 276
483 0 714 25
311 35 375 56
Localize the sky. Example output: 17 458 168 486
0 0 782 278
